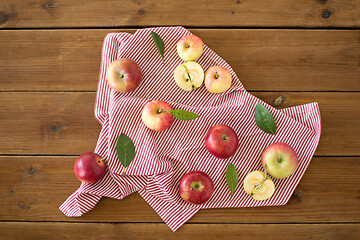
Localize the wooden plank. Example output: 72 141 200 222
0 156 359 223
0 92 359 156
0 222 359 240
0 92 100 155
0 0 359 28
0 29 359 92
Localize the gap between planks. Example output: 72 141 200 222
1 27 360 31
0 220 359 225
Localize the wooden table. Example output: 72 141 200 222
0 1 359 239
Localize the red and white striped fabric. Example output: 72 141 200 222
60 27 321 231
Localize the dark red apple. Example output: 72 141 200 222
205 124 239 158
74 152 106 183
179 171 214 204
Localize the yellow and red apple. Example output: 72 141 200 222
176 35 204 61
141 100 174 131
261 142 299 179
204 66 232 93
174 61 204 91
106 58 142 93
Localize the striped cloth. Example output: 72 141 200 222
60 27 321 231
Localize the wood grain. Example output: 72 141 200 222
0 92 359 156
0 222 359 240
0 0 359 28
0 156 359 223
0 29 359 92
0 92 100 155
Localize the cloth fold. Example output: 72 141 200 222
60 27 321 231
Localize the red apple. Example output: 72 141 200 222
261 142 299 179
176 35 204 61
106 58 142 93
204 66 232 93
74 152 106 183
179 171 214 204
205 124 239 158
141 100 174 131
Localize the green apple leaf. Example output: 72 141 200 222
150 31 165 63
254 103 277 135
116 133 135 169
168 109 199 121
226 163 239 195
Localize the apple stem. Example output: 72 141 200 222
185 43 190 48
98 157 106 164
215 72 219 79
264 164 269 181
122 168 125 177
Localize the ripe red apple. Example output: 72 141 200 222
141 100 174 131
204 66 232 93
74 152 106 183
205 125 239 158
176 35 204 61
261 142 299 179
179 171 214 204
106 58 142 93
